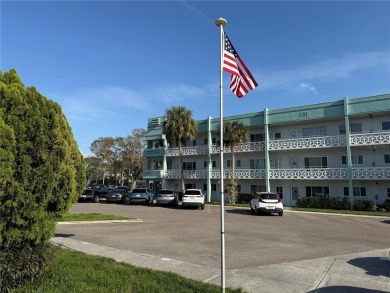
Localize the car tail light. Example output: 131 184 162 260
258 195 263 202
277 194 281 203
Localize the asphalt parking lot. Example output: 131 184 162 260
56 203 390 269
54 203 390 292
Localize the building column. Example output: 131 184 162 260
207 116 212 202
344 97 354 210
264 108 270 192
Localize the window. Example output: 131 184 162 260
185 184 196 190
306 186 329 197
274 132 281 140
251 185 266 193
385 154 390 164
227 160 241 168
342 155 363 165
204 160 216 168
237 185 241 192
212 137 217 144
211 184 217 191
382 121 390 130
250 159 265 169
344 187 366 197
387 188 390 198
302 126 327 137
276 186 283 199
304 157 328 168
250 133 264 142
339 123 362 135
192 139 196 146
204 184 216 191
183 162 196 170
204 138 207 145
274 158 282 169
167 161 172 169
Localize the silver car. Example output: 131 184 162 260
156 189 178 206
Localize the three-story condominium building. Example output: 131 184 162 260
142 94 390 206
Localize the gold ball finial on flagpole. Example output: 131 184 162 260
215 17 227 27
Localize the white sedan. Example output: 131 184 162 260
250 192 283 216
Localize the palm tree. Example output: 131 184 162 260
222 120 249 204
163 106 197 193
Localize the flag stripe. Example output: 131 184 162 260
222 32 258 98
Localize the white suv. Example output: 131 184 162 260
182 189 205 209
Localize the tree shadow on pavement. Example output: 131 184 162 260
224 208 252 215
347 257 390 278
307 286 388 293
53 233 75 238
381 219 390 224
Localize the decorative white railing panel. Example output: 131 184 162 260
162 131 390 156
269 136 346 150
350 132 390 146
165 169 265 179
165 167 390 180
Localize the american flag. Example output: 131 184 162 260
223 32 258 98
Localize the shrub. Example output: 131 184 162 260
296 196 350 210
353 200 377 212
237 193 254 203
0 69 85 291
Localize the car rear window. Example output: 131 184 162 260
159 190 173 195
132 188 147 193
185 190 201 196
260 193 279 200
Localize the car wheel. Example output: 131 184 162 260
279 211 283 216
255 208 260 215
250 204 255 214
129 200 133 205
93 195 99 203
200 203 205 210
182 204 185 209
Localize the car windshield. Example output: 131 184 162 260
260 193 279 200
132 188 147 193
185 190 201 196
159 190 173 195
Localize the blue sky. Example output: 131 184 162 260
1 1 389 156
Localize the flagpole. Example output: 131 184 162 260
215 17 227 293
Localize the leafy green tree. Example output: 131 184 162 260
163 106 197 193
222 120 248 204
0 69 85 290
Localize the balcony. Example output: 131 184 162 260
163 131 390 155
143 148 166 158
164 167 390 180
142 170 164 180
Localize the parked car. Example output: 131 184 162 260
250 192 283 216
182 189 205 209
156 189 178 206
129 188 154 205
78 184 109 203
106 187 129 204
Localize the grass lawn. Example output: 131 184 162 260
59 212 133 222
290 207 390 217
13 247 244 293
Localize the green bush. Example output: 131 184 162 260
237 193 255 203
353 200 377 212
0 69 85 292
297 196 350 210
0 243 55 291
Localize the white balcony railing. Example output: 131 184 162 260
163 131 390 156
165 167 390 180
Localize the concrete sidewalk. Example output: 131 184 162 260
51 237 390 293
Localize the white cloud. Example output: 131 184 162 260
298 82 317 94
256 51 390 91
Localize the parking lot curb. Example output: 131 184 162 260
57 219 142 225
